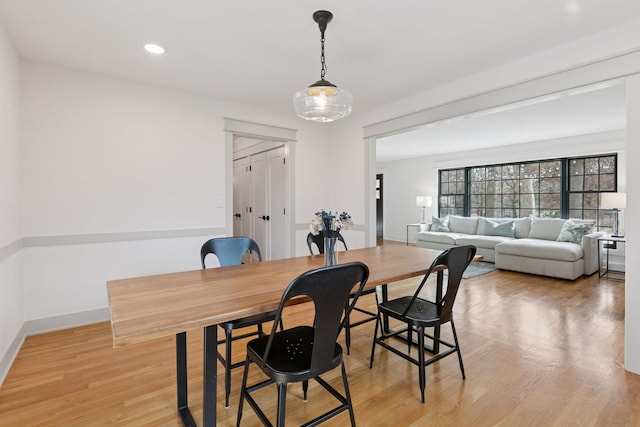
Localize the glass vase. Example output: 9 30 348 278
324 236 338 266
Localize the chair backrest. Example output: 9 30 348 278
403 245 476 323
263 262 369 376
306 230 348 255
200 237 262 268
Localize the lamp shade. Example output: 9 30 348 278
293 80 353 122
600 192 627 209
416 196 432 208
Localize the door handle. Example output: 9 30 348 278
234 213 241 218
260 215 270 220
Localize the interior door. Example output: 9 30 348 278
268 147 287 260
251 152 269 258
233 157 250 237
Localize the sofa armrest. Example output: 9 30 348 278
582 232 605 275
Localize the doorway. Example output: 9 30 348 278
225 118 296 261
233 141 288 260
376 173 383 240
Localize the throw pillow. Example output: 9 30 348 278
482 219 514 237
430 216 450 232
528 218 567 241
557 220 594 244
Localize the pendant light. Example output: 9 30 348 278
293 10 352 122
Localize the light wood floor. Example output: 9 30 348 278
1 258 638 426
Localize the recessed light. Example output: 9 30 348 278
566 0 580 13
144 44 165 55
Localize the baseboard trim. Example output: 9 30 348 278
24 308 111 336
0 324 26 388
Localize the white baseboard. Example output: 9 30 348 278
0 324 26 388
1 308 111 387
24 308 111 336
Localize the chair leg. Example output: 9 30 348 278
418 326 426 404
369 313 381 369
236 358 251 427
451 319 466 379
224 329 232 408
302 380 309 402
407 325 413 354
276 382 287 427
341 361 356 427
345 304 351 356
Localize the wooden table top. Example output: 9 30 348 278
107 245 445 347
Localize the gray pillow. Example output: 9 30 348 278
557 220 594 243
448 215 480 234
430 216 450 232
482 219 514 237
528 218 567 241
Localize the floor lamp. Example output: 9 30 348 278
416 196 432 224
601 192 626 237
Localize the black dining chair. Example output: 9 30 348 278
307 231 376 356
369 245 476 403
236 261 369 427
306 230 348 254
200 236 279 408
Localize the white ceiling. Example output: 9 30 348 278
377 81 628 162
0 0 637 159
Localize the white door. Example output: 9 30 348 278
233 143 289 261
233 157 251 237
268 147 287 260
250 152 269 258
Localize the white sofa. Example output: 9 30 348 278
415 215 602 280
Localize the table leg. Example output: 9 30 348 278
203 325 218 426
177 332 196 426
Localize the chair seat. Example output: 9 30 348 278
247 325 342 382
379 296 440 327
220 311 278 331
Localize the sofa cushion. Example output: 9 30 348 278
430 216 450 232
415 231 463 245
456 235 513 250
495 238 583 262
557 220 594 243
513 218 532 239
480 219 514 237
528 218 567 241
448 215 479 234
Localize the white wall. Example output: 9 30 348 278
0 18 23 384
18 62 338 325
625 74 640 373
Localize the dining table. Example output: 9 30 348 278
107 244 453 426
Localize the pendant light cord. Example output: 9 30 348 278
320 33 327 81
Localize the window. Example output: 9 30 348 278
439 169 465 216
438 154 617 230
568 155 617 229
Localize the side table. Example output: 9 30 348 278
598 236 625 281
406 223 423 245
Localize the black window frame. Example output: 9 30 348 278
438 153 618 231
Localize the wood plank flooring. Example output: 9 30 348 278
1 264 638 426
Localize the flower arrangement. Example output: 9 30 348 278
310 210 353 238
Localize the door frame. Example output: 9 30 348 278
224 118 297 259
